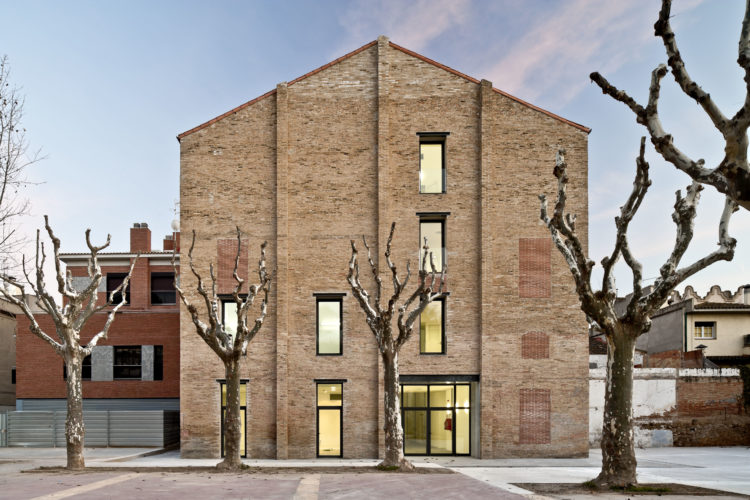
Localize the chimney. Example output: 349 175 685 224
130 222 151 253
163 234 174 252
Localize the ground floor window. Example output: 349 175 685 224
317 381 343 457
220 380 247 458
401 383 470 455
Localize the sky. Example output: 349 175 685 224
0 0 748 299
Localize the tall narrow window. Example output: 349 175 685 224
317 382 343 457
154 345 163 381
113 346 141 379
419 218 445 271
419 141 445 193
420 298 445 354
317 297 343 355
221 299 239 345
151 272 176 304
220 381 247 458
106 273 130 304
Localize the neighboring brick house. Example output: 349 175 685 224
0 295 19 409
178 37 590 459
15 223 181 411
636 285 750 367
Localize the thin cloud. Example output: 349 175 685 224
485 0 704 106
335 0 471 54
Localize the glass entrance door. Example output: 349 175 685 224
317 383 343 457
401 383 470 456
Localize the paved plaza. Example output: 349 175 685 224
0 447 747 499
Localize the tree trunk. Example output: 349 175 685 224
381 349 413 471
596 328 638 487
64 355 85 470
217 357 243 469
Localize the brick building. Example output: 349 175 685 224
15 223 180 411
178 37 590 459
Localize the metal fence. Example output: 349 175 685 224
2 410 178 448
0 412 6 447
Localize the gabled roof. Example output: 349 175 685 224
177 39 590 141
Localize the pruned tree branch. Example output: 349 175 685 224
172 228 272 468
0 56 43 271
590 0 750 210
0 217 134 469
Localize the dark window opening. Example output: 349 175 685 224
63 355 92 381
151 272 176 305
106 273 130 305
154 345 163 381
114 345 141 379
11 367 16 384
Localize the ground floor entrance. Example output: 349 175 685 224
400 382 471 456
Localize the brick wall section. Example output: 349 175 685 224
179 40 589 459
518 238 551 298
522 332 549 359
217 238 248 294
677 376 743 417
16 311 179 399
130 226 151 253
519 389 550 444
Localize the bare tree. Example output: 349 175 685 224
0 56 42 269
0 216 135 470
591 0 750 211
173 228 271 470
347 222 446 471
540 141 737 487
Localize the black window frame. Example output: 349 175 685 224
113 345 142 380
400 382 471 457
219 378 249 458
150 272 176 305
418 214 447 272
417 132 449 194
219 295 247 353
316 379 345 458
419 297 446 355
106 273 130 305
315 293 344 356
11 367 15 384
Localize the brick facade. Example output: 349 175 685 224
178 37 589 459
15 224 180 408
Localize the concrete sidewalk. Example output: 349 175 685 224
0 446 748 497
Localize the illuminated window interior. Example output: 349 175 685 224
401 383 470 456
220 381 247 457
420 220 444 271
317 299 342 355
420 299 444 354
317 382 342 457
420 142 444 193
